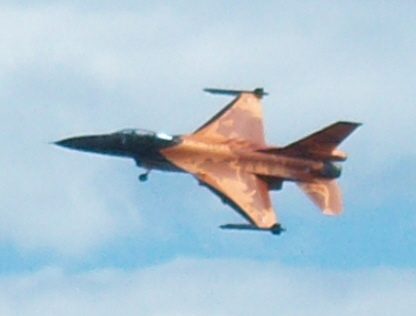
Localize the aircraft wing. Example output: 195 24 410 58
193 91 266 146
160 142 278 228
195 165 278 228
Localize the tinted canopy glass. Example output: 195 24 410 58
116 129 155 136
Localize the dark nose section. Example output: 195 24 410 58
54 135 118 155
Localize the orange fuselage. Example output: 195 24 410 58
161 136 324 182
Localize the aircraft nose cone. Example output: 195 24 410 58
54 135 111 153
54 138 79 149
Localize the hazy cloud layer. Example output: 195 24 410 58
1 259 416 316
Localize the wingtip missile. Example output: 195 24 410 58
204 87 269 98
220 223 285 235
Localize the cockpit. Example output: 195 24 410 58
116 128 155 137
113 128 180 148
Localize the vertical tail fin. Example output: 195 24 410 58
289 122 360 214
297 179 342 215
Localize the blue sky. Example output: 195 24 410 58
1 1 416 314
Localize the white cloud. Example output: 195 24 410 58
0 259 416 316
0 151 142 255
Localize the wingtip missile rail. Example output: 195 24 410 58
203 87 269 98
220 223 285 235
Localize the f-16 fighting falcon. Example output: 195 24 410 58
55 88 361 235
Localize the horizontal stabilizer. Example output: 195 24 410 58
265 121 362 161
204 87 268 98
220 223 285 235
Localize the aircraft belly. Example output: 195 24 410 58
159 138 236 174
160 139 319 181
243 160 293 179
135 153 183 173
239 153 320 181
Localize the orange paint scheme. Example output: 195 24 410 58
161 90 361 231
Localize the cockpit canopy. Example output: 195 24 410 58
114 128 177 143
116 128 155 137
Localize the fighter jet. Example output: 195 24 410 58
55 88 361 235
